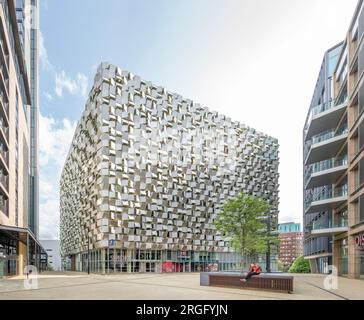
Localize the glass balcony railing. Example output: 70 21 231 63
311 125 348 145
0 197 8 216
312 218 348 231
312 100 336 117
0 90 9 117
0 147 8 165
310 96 348 120
305 184 348 210
304 124 348 161
0 173 8 190
312 155 348 174
304 155 348 186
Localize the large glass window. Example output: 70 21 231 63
340 238 348 275
336 47 348 88
359 195 364 223
328 45 342 76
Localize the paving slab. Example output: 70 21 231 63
0 272 363 300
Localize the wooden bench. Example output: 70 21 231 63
200 272 294 294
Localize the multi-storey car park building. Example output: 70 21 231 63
0 0 45 277
60 63 280 274
304 0 364 279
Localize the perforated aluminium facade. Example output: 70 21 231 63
60 63 279 273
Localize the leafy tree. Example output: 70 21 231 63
288 256 311 274
214 192 277 269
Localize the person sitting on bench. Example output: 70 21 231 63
241 263 262 282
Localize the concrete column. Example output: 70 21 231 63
113 248 116 273
127 249 132 273
333 239 340 274
17 242 27 276
309 259 316 273
71 255 76 271
348 202 357 228
101 248 106 275
348 236 360 279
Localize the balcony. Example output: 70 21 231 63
0 197 8 217
0 92 9 123
310 219 349 237
0 173 8 195
305 185 348 214
0 146 8 168
0 63 9 99
305 125 348 165
305 100 347 141
304 155 348 189
0 118 8 146
0 38 9 79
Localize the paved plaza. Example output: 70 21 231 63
0 272 363 300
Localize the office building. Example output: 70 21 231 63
303 0 364 279
16 0 39 238
40 240 61 271
60 63 280 273
0 0 45 277
278 222 301 233
278 222 303 267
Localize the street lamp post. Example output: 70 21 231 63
87 234 90 275
266 213 271 273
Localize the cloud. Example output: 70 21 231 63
40 31 89 99
39 114 77 168
43 91 53 102
55 70 89 98
39 176 54 199
39 199 60 240
39 114 77 240
39 31 53 72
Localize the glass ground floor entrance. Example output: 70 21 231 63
0 225 48 277
63 249 278 274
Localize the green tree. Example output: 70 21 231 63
288 256 311 274
214 192 277 269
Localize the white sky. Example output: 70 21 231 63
148 0 358 225
39 0 359 239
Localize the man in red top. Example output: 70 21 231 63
241 263 262 282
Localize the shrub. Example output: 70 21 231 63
288 256 311 273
